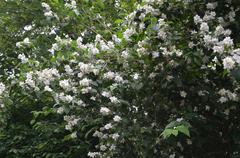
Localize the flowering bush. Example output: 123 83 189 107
1 0 240 157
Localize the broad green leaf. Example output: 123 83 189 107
176 125 190 137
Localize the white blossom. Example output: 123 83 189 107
18 54 28 63
59 79 70 90
113 115 122 122
222 37 233 47
194 15 202 24
100 107 111 115
44 86 53 92
23 37 31 45
223 57 235 70
79 78 91 87
180 91 187 98
104 123 112 130
121 50 129 58
88 152 100 158
123 28 135 41
110 96 120 104
0 83 5 95
200 22 209 32
112 133 120 140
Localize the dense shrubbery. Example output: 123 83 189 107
1 0 240 157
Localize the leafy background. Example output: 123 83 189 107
1 0 240 158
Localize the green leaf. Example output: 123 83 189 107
176 125 190 137
115 19 122 25
63 134 72 141
172 129 179 136
161 129 173 139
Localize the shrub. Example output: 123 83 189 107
1 0 240 157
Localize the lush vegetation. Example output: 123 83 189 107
1 0 240 157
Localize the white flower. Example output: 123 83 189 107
215 25 224 36
229 11 236 22
25 73 35 88
37 68 60 85
206 2 218 10
103 71 115 80
57 107 64 114
123 28 135 41
203 11 216 21
152 51 159 58
100 41 110 51
194 15 202 24
100 145 107 151
139 22 145 30
93 131 103 138
110 96 120 104
203 35 218 45
59 93 73 103
233 54 240 64
112 35 121 44
64 65 73 74
44 86 52 92
224 29 232 36
70 131 77 138
121 50 129 58
102 91 111 98
114 75 123 83
16 42 22 48
100 107 111 115
205 105 210 111
95 34 101 42
18 54 28 63
113 115 122 122
87 152 100 158
81 87 92 94
89 45 99 55
133 73 139 80
107 41 115 49
218 89 227 96
175 50 182 57
78 62 93 74
79 78 91 86
0 83 5 95
112 133 120 140
213 45 224 54
157 29 166 38
76 36 82 45
50 29 56 35
24 25 32 31
65 124 72 130
42 2 51 10
110 145 116 151
223 56 235 70
169 153 175 158
176 118 184 122
200 22 209 32
59 79 70 90
219 96 228 103
23 37 31 45
222 37 233 47
44 11 53 17
180 91 187 98
104 123 112 130
52 43 59 51
65 95 73 103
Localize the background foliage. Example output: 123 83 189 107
1 0 240 158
